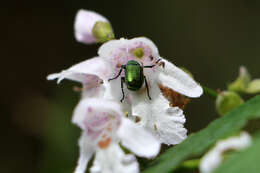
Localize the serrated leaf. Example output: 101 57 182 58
213 132 260 173
142 95 260 173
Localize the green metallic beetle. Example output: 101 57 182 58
108 59 162 102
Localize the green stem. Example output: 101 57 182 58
202 85 218 99
178 158 201 170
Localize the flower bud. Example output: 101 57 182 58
228 66 251 92
74 9 114 44
246 79 260 94
92 21 114 43
216 91 244 116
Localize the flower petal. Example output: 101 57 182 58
129 37 159 55
117 117 160 158
154 106 187 145
200 132 251 173
74 133 96 173
90 142 139 173
98 37 160 75
98 38 124 58
74 9 109 44
157 58 203 98
98 37 158 58
131 84 187 145
72 97 123 131
47 57 111 85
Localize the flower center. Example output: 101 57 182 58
131 47 144 58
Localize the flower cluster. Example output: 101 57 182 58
47 9 203 173
228 66 260 94
215 66 260 116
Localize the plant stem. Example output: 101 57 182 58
202 85 218 99
178 158 201 171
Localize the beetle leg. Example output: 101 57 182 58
155 59 162 63
144 76 152 100
155 59 165 68
143 59 164 68
120 77 125 102
108 67 123 82
158 61 165 68
143 65 155 68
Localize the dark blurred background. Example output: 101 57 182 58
1 0 260 172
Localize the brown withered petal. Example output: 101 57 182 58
158 84 190 110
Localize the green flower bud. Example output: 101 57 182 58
216 91 244 116
245 79 260 94
228 66 251 92
92 21 115 43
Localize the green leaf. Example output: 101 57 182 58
213 132 260 173
142 95 260 173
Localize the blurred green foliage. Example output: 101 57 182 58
143 95 260 173
39 86 80 173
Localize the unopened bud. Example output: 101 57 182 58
228 66 251 92
92 21 114 43
74 9 114 44
216 91 244 116
246 79 260 94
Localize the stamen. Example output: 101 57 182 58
135 116 141 123
116 62 121 68
154 124 158 131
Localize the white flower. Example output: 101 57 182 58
98 37 203 144
73 97 160 173
47 37 203 145
47 57 111 98
98 37 202 97
200 132 252 173
74 9 114 44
